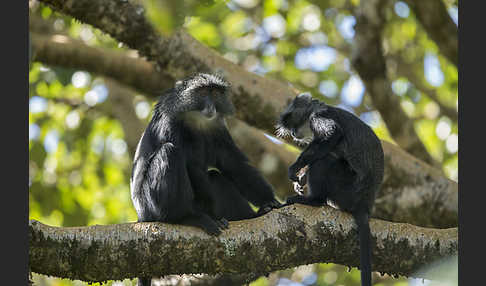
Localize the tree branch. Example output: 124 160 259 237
351 0 438 167
378 141 457 228
30 32 172 96
29 205 457 283
388 55 457 122
403 0 458 66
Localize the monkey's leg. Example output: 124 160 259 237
208 170 257 221
288 135 342 182
178 210 223 236
216 138 282 210
187 165 229 227
286 158 337 206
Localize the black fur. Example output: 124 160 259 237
130 73 282 286
276 93 384 286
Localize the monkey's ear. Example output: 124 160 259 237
297 92 312 102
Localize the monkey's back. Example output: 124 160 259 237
331 107 385 195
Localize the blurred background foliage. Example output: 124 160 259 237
29 0 458 285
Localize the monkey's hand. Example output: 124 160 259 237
288 163 300 182
256 199 284 216
286 194 304 205
297 168 307 186
293 181 305 195
216 218 229 230
286 195 326 206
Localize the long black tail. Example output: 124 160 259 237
138 277 151 286
353 211 372 286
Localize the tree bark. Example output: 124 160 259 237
29 205 457 283
30 32 172 96
378 141 457 228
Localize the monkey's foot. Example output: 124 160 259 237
286 195 326 206
204 223 222 236
255 199 285 217
216 218 229 229
180 216 222 236
256 206 272 216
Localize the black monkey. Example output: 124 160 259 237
131 73 282 285
276 92 384 286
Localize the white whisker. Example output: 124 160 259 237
275 124 290 138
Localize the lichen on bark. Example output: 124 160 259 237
29 205 457 282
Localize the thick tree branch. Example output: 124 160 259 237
378 141 457 228
403 0 458 66
29 205 457 283
30 32 172 95
351 0 438 167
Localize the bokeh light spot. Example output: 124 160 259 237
341 75 365 107
394 1 410 18
263 14 286 38
71 71 91 88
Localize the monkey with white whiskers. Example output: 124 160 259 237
131 73 282 286
276 92 384 286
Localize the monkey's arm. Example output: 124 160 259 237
216 129 282 211
288 116 343 182
131 142 180 222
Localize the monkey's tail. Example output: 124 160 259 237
353 211 372 286
137 277 151 286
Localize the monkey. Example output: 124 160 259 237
275 92 384 286
130 73 282 286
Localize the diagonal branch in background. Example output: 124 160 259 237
388 55 457 122
378 141 456 228
32 26 457 228
29 205 457 283
351 0 438 167
30 32 172 96
403 0 458 67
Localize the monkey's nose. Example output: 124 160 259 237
201 105 216 118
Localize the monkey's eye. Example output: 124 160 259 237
198 88 211 96
211 89 224 97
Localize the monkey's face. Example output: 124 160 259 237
176 73 235 119
194 86 235 118
276 93 314 145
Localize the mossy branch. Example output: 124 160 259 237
30 205 457 283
